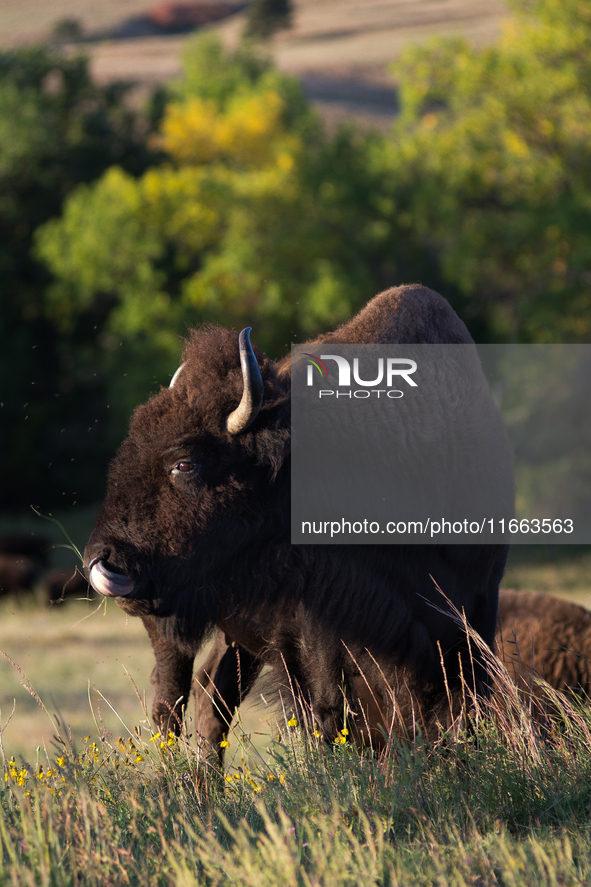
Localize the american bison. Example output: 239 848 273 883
0 554 36 597
498 588 591 697
84 284 511 757
0 532 50 566
42 567 91 603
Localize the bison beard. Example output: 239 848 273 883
84 284 511 758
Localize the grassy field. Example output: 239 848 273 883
0 595 276 767
3 642 591 885
504 545 591 605
0 597 154 763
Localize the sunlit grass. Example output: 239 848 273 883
504 544 591 603
3 649 591 886
0 597 153 762
0 595 275 767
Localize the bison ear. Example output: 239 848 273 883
226 327 264 435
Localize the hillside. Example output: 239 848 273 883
0 0 509 129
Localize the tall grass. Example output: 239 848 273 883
3 632 591 885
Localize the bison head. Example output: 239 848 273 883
84 325 290 649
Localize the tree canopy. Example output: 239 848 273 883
0 46 158 510
5 0 591 510
36 35 396 399
244 0 294 41
387 0 591 341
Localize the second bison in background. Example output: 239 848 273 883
0 554 35 597
42 568 91 603
84 284 511 756
498 588 591 696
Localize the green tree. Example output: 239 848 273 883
51 18 83 42
0 46 159 510
387 0 591 342
26 1 591 518
36 35 397 421
244 0 293 41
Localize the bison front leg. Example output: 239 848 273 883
193 628 262 765
141 615 195 735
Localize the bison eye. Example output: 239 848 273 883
172 461 196 475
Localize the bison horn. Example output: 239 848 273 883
226 328 263 434
169 363 186 388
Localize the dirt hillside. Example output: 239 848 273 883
1 0 509 131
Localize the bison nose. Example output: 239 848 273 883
84 545 134 598
83 543 110 568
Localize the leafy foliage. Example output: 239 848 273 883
9 0 591 510
388 0 591 341
51 17 83 41
244 0 294 41
0 46 159 510
36 34 398 427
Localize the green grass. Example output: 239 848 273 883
0 597 155 762
0 597 274 766
504 545 591 603
2 664 591 886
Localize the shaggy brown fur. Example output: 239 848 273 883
0 554 35 597
498 588 591 696
349 589 591 748
42 567 91 603
84 284 511 759
0 533 50 566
